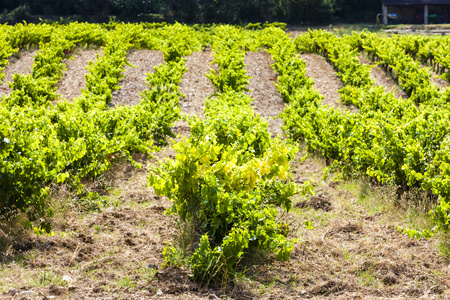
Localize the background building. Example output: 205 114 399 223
382 0 450 24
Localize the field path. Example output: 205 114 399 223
111 50 164 106
179 51 216 117
57 49 101 101
300 54 347 110
171 50 217 139
421 63 449 91
245 51 285 137
358 55 408 99
0 50 36 98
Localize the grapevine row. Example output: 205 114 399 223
350 31 445 104
0 23 203 230
281 29 450 233
391 34 450 83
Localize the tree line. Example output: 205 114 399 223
1 0 381 24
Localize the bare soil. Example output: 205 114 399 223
111 50 165 106
179 51 216 117
245 51 285 137
0 50 36 98
173 51 217 140
57 49 101 101
287 31 304 39
430 74 449 91
1 50 450 300
300 54 351 112
420 63 449 91
358 54 408 99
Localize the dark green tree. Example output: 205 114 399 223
0 0 382 24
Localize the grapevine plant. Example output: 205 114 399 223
149 25 313 282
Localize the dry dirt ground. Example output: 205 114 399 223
358 54 408 99
173 50 217 139
57 49 101 101
420 64 449 91
1 48 450 300
111 50 165 107
179 51 216 118
245 51 285 137
299 54 345 110
0 50 37 98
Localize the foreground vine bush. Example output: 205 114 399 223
149 25 312 282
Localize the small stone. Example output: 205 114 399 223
156 289 163 295
382 274 398 286
146 263 158 269
68 285 77 292
49 284 63 296
8 288 17 295
62 275 72 283
0 229 10 243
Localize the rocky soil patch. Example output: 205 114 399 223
57 49 101 101
0 50 36 98
111 49 164 106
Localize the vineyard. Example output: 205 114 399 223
1 22 450 299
